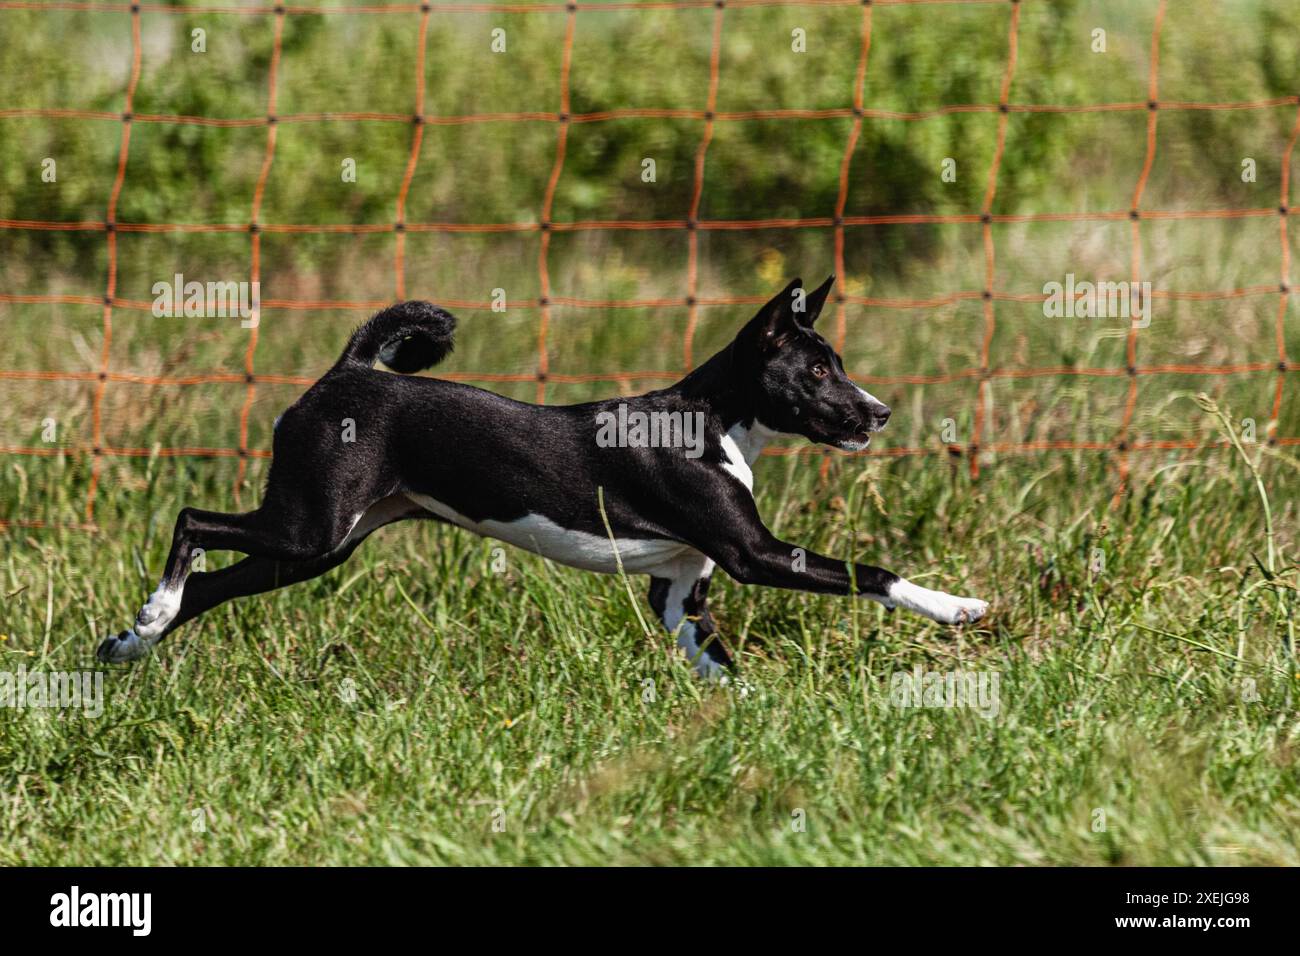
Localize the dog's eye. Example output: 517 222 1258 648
811 363 829 379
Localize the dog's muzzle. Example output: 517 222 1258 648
836 403 889 451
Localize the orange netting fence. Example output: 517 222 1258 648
0 0 1297 535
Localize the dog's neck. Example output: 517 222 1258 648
675 341 767 427
673 342 780 462
670 343 780 463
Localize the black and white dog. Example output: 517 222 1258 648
97 276 988 676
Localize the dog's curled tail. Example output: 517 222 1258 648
340 300 456 374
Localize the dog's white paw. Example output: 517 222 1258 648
676 622 736 681
96 628 153 663
134 587 180 639
887 580 989 626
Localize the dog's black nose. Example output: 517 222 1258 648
874 405 891 426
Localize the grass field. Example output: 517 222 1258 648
2 423 1298 865
2 0 1300 865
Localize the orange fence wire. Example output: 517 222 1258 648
0 0 1297 537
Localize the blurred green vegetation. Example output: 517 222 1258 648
1 0 1298 462
2 0 1298 276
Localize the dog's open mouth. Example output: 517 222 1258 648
837 431 873 451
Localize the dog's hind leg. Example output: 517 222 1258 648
101 553 355 663
134 507 339 639
100 495 416 662
648 552 733 679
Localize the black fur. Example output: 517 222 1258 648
97 275 985 673
342 299 455 373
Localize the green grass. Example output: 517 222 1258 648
1 423 1298 865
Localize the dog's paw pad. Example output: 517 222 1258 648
952 598 989 625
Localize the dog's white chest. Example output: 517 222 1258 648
404 493 692 574
721 420 774 492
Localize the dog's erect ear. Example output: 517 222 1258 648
749 277 804 351
796 274 835 328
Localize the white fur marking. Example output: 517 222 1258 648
855 384 883 406
134 583 182 639
719 433 753 491
721 420 776 491
654 554 729 679
887 578 988 625
405 493 692 575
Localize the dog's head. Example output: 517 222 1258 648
736 275 890 450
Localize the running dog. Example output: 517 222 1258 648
98 276 988 675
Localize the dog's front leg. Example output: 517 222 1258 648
724 534 988 624
691 489 988 625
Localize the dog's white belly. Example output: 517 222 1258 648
404 492 692 574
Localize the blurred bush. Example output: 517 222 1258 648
2 0 1296 283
